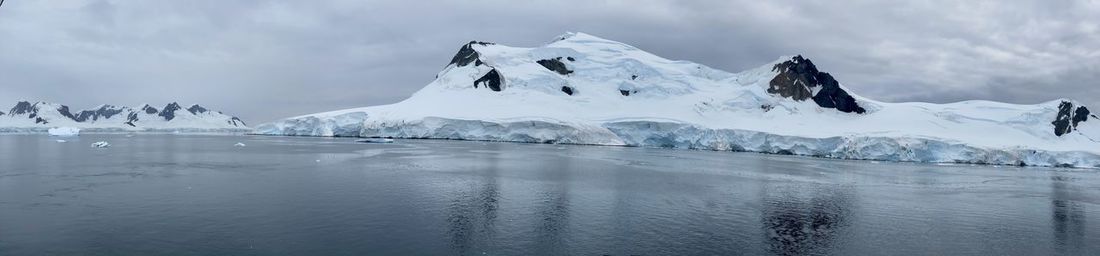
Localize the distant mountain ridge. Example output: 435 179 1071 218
1 101 248 132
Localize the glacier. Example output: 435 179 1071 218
255 32 1100 168
47 127 80 136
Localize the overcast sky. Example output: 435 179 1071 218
1 0 1097 123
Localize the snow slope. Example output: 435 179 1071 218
1 101 249 133
256 32 1100 168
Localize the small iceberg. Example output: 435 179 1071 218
90 141 111 148
234 142 247 147
56 139 67 143
356 138 394 143
48 127 80 136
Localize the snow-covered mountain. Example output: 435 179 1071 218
256 32 1099 168
0 101 248 133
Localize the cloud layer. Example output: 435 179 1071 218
1 0 1097 122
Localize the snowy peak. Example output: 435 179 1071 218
7 101 58 124
447 41 494 68
141 104 159 114
427 32 734 98
0 100 248 131
160 102 182 121
1053 101 1092 136
9 101 36 116
768 55 866 114
187 104 208 115
549 32 579 43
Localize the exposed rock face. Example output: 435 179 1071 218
142 104 159 114
474 69 503 91
537 57 573 75
10 101 34 115
125 112 139 127
230 117 246 126
448 41 493 67
0 110 4 116
75 105 125 122
1053 101 1090 136
57 105 78 120
187 105 208 114
561 86 574 95
160 102 182 121
768 56 865 114
1074 106 1090 127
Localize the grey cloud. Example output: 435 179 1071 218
0 0 1096 123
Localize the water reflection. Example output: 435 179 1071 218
1051 172 1086 254
7 135 1100 255
445 147 502 255
761 185 853 256
533 163 571 252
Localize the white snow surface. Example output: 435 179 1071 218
47 127 80 136
1 102 248 133
256 32 1100 168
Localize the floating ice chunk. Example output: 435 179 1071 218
48 127 80 136
56 139 67 143
90 141 110 148
356 138 394 143
234 142 247 147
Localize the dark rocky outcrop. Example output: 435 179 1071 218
35 117 48 124
187 105 208 114
769 56 865 114
537 57 573 75
448 41 493 67
0 110 4 116
1053 101 1090 136
1053 102 1074 136
567 57 576 61
142 104 158 114
620 90 636 96
160 102 182 121
229 117 246 126
1074 106 1090 127
57 105 78 120
9 101 34 115
474 69 503 91
75 105 125 122
561 86 574 95
124 112 139 127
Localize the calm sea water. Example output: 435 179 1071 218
0 134 1097 255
